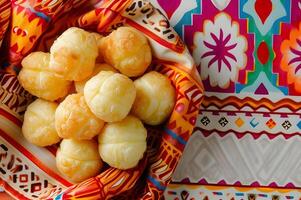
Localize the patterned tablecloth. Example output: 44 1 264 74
152 0 301 199
2 0 301 199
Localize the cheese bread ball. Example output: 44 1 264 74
100 27 152 77
75 63 117 93
55 93 105 140
84 71 136 122
18 52 71 101
56 139 102 183
90 32 104 63
131 71 175 125
49 27 98 81
22 99 61 147
98 115 147 169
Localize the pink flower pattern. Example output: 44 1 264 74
201 29 237 72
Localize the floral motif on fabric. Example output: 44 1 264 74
193 13 247 88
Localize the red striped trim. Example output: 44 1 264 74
0 178 29 200
152 59 204 89
0 129 72 187
97 8 120 31
0 107 22 127
126 19 184 53
105 0 129 11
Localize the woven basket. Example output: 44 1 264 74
0 0 203 199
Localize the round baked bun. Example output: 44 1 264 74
84 71 136 122
49 27 98 81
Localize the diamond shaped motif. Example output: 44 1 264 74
249 118 259 128
297 121 301 129
194 148 215 171
218 117 228 127
281 120 292 130
200 116 210 126
266 118 276 129
235 117 244 127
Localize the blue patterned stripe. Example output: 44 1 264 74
164 127 187 145
147 175 166 191
29 8 51 22
54 193 63 200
